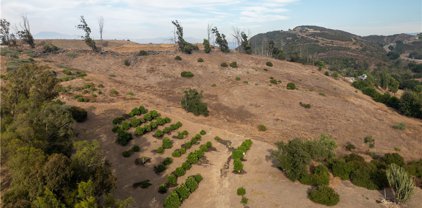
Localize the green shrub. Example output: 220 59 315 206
110 89 119 96
130 145 141 152
172 149 182 157
203 39 211 53
299 102 311 109
162 138 173 149
167 174 178 187
181 88 209 116
122 150 132 158
257 124 267 131
230 62 238 68
364 136 375 148
187 152 199 164
116 131 132 146
138 50 148 56
175 56 182 61
308 186 339 206
345 142 356 151
156 147 164 154
186 176 198 192
232 149 244 160
43 43 60 53
112 116 125 125
233 159 244 173
237 187 246 196
350 164 379 190
241 197 248 205
154 164 166 174
299 165 330 186
199 130 206 135
182 162 192 170
392 122 406 130
287 82 296 90
220 62 228 67
175 184 190 201
194 174 203 183
181 71 194 78
163 191 181 208
174 167 186 177
68 106 88 122
381 153 404 167
163 157 173 166
154 130 164 138
197 58 204 62
266 61 273 67
331 159 353 180
158 184 168 193
124 59 130 66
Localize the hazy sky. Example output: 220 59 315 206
1 0 421 40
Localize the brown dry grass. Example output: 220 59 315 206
7 40 422 207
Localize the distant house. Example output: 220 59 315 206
358 74 367 80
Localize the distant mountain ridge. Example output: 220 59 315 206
249 25 420 70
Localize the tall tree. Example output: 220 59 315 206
77 16 99 52
17 16 35 48
240 32 252 54
171 20 196 54
0 18 10 45
211 27 229 53
232 26 242 52
98 16 104 41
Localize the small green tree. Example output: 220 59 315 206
203 39 211 53
237 187 246 196
1 18 11 45
386 164 415 204
240 32 251 54
212 27 229 53
77 16 99 52
172 20 196 54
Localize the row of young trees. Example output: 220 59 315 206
0 63 132 207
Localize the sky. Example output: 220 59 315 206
1 0 421 42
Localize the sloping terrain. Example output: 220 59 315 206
11 40 422 207
249 25 421 68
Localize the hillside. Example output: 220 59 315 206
1 40 422 208
249 25 421 70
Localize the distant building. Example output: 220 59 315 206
358 74 367 80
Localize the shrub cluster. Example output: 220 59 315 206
154 121 183 138
172 133 203 157
272 135 336 181
154 157 173 174
232 139 253 173
197 58 204 62
220 62 228 67
299 165 330 186
163 174 203 208
266 61 273 67
181 89 209 116
229 62 238 68
352 80 422 119
308 185 339 206
173 130 189 139
134 117 171 136
175 56 182 61
166 142 212 186
236 187 248 205
329 153 393 190
156 138 174 154
122 145 141 157
270 77 281 85
181 71 194 78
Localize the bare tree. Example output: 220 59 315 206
232 26 242 52
207 23 213 42
98 16 104 41
17 16 35 48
